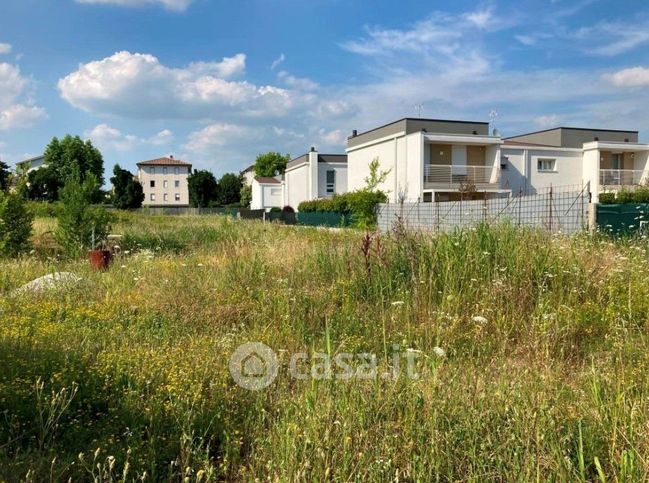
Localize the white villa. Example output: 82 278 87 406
249 117 649 211
251 147 348 210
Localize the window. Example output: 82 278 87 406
270 188 282 196
163 167 168 175
175 193 180 201
326 170 335 194
175 180 180 188
174 167 180 175
537 158 556 172
150 193 156 201
163 180 168 189
149 167 155 174
163 193 168 201
150 180 155 188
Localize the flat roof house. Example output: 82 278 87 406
502 127 649 201
250 147 348 211
346 118 507 202
15 155 46 176
136 156 192 206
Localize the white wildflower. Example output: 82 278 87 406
391 301 405 306
472 315 488 324
432 346 446 358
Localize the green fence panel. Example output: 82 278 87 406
596 203 649 236
297 211 351 227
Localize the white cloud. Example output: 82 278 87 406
84 123 174 151
0 43 12 55
0 63 46 130
575 20 649 56
277 70 319 91
318 129 346 146
515 35 537 46
605 67 649 87
534 114 561 128
270 53 285 70
75 0 193 11
184 123 248 153
464 8 494 29
58 51 299 119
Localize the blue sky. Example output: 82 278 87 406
1 0 649 176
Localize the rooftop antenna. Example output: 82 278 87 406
489 109 501 137
414 103 423 118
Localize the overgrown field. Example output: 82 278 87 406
2 214 649 481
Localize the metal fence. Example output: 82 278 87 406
377 185 591 235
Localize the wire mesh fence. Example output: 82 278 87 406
377 184 591 235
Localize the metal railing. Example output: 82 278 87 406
599 169 649 187
424 164 498 189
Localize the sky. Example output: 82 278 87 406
1 0 649 176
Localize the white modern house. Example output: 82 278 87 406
15 155 46 175
136 156 192 206
250 147 348 211
346 118 507 202
502 127 649 202
240 164 255 187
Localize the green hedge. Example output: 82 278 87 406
298 190 387 227
600 187 649 204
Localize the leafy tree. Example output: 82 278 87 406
56 169 112 257
253 152 290 177
0 191 33 257
110 164 144 209
240 184 252 208
217 173 242 205
0 160 10 192
188 170 218 208
40 135 104 201
27 166 63 202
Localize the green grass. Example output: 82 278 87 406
1 213 649 481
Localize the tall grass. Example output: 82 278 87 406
1 214 649 480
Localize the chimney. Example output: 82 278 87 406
310 146 316 152
352 129 358 137
169 154 174 159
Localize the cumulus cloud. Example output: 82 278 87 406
85 123 173 151
75 0 193 11
58 51 298 119
277 70 319 91
0 63 46 130
0 43 12 55
605 66 649 87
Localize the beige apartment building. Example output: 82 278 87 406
136 156 192 206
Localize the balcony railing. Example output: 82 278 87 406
600 169 649 187
424 164 498 189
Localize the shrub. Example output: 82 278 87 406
27 201 62 218
598 192 616 204
297 190 387 227
56 174 113 257
0 191 33 257
269 207 282 213
282 205 295 213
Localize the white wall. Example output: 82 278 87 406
501 148 583 194
317 162 348 198
285 163 309 210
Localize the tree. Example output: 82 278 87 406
240 184 252 208
253 152 290 177
27 166 63 202
364 157 391 192
188 170 218 208
56 169 112 257
0 191 33 257
39 135 104 202
0 160 10 192
217 173 242 206
110 164 144 209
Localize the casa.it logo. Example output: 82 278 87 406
228 342 279 391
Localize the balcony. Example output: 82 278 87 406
424 164 499 190
600 169 649 187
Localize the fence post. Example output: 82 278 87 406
548 185 553 232
483 196 488 225
517 188 523 226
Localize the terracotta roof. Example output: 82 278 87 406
137 157 192 167
254 176 282 184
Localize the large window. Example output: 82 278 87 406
163 180 168 189
150 193 156 201
175 193 180 201
175 180 180 188
150 180 155 188
326 170 336 194
174 167 180 175
537 158 556 172
163 167 168 175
